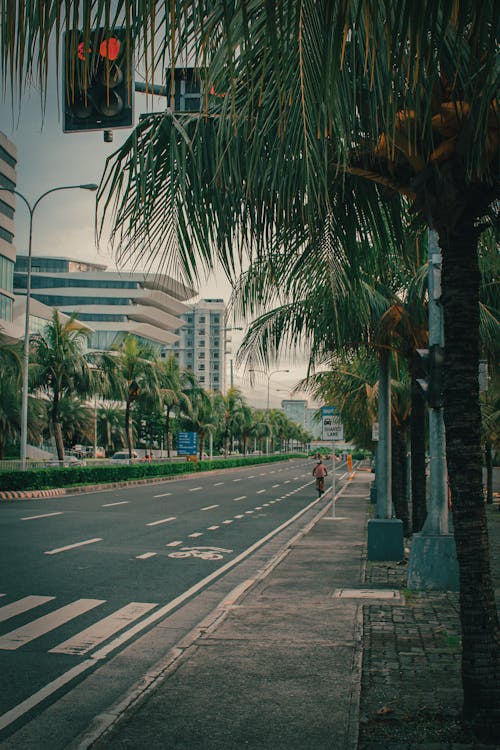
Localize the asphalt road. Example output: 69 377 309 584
0 457 349 744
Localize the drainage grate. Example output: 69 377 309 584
333 588 401 600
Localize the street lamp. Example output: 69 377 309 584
0 183 99 468
248 368 290 454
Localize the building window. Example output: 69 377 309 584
199 340 205 347
214 338 220 348
0 256 14 292
213 363 219 371
199 316 205 323
198 364 205 371
198 352 205 359
213 352 219 359
0 292 13 321
199 376 205 383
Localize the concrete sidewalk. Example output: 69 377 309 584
76 470 373 750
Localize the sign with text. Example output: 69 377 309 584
371 422 379 442
322 406 344 441
177 431 199 455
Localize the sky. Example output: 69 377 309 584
0 60 314 411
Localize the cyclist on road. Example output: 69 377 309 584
312 459 328 497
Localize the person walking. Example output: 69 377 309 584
312 459 328 497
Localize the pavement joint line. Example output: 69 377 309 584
71 469 340 750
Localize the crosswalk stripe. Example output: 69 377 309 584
0 596 55 623
49 602 157 655
0 599 105 650
166 541 183 547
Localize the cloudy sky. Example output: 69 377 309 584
0 61 313 410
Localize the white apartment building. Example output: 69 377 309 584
162 298 227 392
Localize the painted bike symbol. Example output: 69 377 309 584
168 546 233 561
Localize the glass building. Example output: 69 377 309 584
14 256 196 351
0 132 17 337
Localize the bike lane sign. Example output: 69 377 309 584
168 546 233 561
322 406 344 441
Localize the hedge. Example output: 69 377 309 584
0 453 307 492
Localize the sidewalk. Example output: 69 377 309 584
74 470 499 750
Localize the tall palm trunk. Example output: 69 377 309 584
125 399 133 458
165 407 172 458
410 361 427 532
52 391 65 461
439 216 499 735
392 422 410 536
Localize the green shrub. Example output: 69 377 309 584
0 453 305 492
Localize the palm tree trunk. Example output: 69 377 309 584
392 422 410 536
410 359 427 532
125 399 133 458
439 218 500 735
52 391 64 461
485 440 493 505
165 408 171 458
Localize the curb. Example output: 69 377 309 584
0 488 66 500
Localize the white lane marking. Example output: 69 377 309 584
153 492 172 498
269 500 276 504
256 490 265 495
284 480 291 484
136 553 157 560
201 504 219 511
272 484 280 488
50 602 157 656
222 520 233 525
262 503 270 507
245 510 254 514
255 506 263 510
293 477 299 480
234 514 244 519
146 517 176 527
213 482 224 486
0 661 94 731
166 541 183 547
0 483 328 730
232 478 242 482
247 475 255 479
20 512 63 521
0 599 104 650
45 538 103 556
259 473 267 476
189 487 202 492
102 501 129 507
233 496 247 501
0 596 55 623
189 532 203 538
207 526 219 531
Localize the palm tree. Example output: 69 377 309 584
182 387 218 459
109 336 160 458
158 354 194 457
57 396 94 449
2 0 498 731
97 404 126 456
29 311 92 460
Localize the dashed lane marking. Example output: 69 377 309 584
234 514 244 519
232 478 242 482
153 492 172 498
201 504 219 511
45 539 103 555
189 487 202 492
222 520 233 525
136 553 157 560
272 484 280 488
233 496 247 501
166 541 183 547
102 501 129 507
213 482 224 486
256 490 265 495
146 517 176 527
21 512 63 521
188 532 203 538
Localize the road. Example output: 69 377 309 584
0 457 350 745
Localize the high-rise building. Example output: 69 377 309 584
13 256 196 351
162 298 226 392
306 407 322 439
0 132 17 340
281 399 308 428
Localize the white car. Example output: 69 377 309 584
111 451 139 463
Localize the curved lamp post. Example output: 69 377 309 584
0 183 98 468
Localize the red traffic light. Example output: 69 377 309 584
99 37 121 61
77 41 92 61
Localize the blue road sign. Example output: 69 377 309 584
177 432 199 455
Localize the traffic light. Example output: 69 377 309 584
416 344 444 409
63 28 134 133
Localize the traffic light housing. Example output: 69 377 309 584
416 344 444 409
63 28 134 133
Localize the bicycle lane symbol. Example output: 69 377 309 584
168 546 233 561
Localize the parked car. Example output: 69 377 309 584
48 455 82 467
111 451 139 463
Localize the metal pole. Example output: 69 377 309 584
0 184 98 469
331 439 336 518
423 232 448 534
376 348 392 519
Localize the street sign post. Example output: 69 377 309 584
177 432 198 458
322 407 344 517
